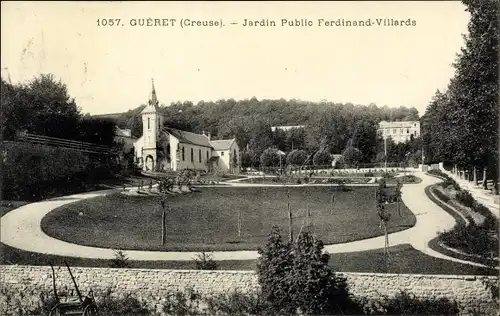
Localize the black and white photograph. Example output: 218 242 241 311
1 1 499 315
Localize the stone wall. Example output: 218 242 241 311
1 265 497 315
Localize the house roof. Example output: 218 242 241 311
115 127 133 138
163 128 213 148
210 139 235 151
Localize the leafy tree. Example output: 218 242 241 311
351 120 378 163
421 0 498 188
241 149 257 169
286 149 308 167
260 148 281 168
342 144 362 165
312 150 331 166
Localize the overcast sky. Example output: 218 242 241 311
2 1 470 115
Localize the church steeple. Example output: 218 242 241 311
149 78 159 108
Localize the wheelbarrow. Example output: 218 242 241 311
48 261 99 316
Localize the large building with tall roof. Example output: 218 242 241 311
133 80 240 173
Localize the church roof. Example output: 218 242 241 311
163 128 213 148
210 139 235 151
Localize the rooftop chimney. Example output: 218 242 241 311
207 132 211 140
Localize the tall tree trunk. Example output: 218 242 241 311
237 209 242 237
483 167 488 190
473 167 478 185
384 223 389 272
162 209 166 245
330 193 334 215
287 188 293 242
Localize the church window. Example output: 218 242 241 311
148 118 150 130
182 147 185 161
206 150 209 159
191 148 194 162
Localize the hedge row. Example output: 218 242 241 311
427 169 499 257
2 141 119 201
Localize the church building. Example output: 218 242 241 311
133 80 240 173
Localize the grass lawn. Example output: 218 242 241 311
41 186 416 251
0 242 495 275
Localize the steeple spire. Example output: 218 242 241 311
149 78 159 107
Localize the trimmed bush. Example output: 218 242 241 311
440 221 499 257
456 190 474 207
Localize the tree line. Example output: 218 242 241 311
421 0 498 188
112 96 421 168
1 74 116 146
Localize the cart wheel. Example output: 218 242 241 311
83 305 98 316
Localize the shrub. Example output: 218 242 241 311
162 287 203 316
378 178 387 188
286 149 308 167
205 291 264 316
193 251 218 270
256 227 361 315
109 250 130 268
158 177 175 193
98 289 152 316
382 172 394 179
456 190 474 207
432 187 450 203
381 291 459 315
3 141 117 200
440 221 499 257
312 150 332 166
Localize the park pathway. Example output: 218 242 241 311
0 172 492 268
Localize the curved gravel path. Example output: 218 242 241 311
0 172 491 268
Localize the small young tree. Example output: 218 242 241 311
376 185 391 272
193 251 219 270
109 250 130 268
395 181 403 216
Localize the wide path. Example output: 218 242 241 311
0 172 491 268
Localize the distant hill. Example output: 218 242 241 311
91 113 126 121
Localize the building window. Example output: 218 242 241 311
199 149 202 163
221 151 225 156
393 129 396 134
182 147 185 161
207 150 209 159
407 128 409 134
191 148 194 162
147 118 150 130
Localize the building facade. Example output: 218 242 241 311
133 80 239 173
377 121 420 144
211 139 240 174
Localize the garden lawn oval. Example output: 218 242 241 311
41 186 416 251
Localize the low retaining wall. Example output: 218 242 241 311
1 265 498 315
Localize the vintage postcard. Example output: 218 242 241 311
1 1 498 315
